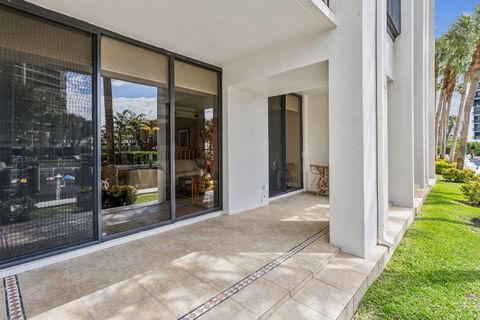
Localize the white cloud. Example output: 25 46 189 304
111 80 132 87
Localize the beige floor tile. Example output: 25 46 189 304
19 265 79 317
331 253 377 276
198 300 257 320
29 300 92 320
152 275 219 318
293 279 351 319
62 251 133 296
267 299 333 320
96 296 176 320
231 278 289 318
171 252 230 274
133 265 190 294
314 263 367 295
221 251 279 272
81 279 150 319
263 263 312 293
191 260 251 292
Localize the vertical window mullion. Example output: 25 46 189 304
169 56 176 222
93 33 102 241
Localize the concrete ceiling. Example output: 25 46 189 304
26 0 336 67
234 61 328 97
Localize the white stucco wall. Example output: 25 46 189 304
304 93 329 192
328 0 378 257
223 87 269 214
388 0 415 208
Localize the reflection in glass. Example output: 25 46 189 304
174 61 219 217
268 96 285 197
0 7 95 262
268 94 303 197
100 37 170 235
286 95 302 190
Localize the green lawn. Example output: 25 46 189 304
135 192 158 204
355 179 480 319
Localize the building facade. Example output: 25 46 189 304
472 82 480 140
0 0 435 270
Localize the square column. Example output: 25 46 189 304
329 0 378 258
388 0 415 208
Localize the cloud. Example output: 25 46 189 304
111 80 132 87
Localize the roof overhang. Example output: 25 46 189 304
25 0 337 66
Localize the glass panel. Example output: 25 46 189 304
0 7 94 262
101 37 170 236
285 95 302 191
268 96 286 197
174 61 219 217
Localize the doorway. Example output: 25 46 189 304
268 94 303 197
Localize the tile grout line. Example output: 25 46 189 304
3 275 26 320
178 225 330 320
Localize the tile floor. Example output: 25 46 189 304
0 187 430 320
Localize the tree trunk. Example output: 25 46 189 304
449 77 470 163
441 99 452 158
458 71 480 169
435 96 445 154
103 77 117 184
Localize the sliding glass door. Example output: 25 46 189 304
174 61 220 218
268 94 303 197
100 37 170 236
0 4 222 265
0 6 95 261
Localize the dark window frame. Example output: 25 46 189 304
0 0 223 268
387 0 401 40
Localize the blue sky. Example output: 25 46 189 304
436 0 479 38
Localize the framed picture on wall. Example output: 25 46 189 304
178 128 190 148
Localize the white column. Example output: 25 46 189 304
427 0 436 180
414 0 428 188
388 0 415 208
329 0 378 258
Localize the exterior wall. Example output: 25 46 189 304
304 93 329 192
388 0 415 208
414 0 428 188
0 0 436 266
223 88 269 214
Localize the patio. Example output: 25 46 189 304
0 190 426 320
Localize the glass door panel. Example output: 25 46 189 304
174 60 220 218
100 37 170 236
0 6 95 262
285 94 303 191
268 94 303 197
268 96 286 197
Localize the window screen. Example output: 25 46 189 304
0 6 95 262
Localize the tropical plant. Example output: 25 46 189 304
456 5 480 168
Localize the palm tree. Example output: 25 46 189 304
457 5 480 168
447 15 477 162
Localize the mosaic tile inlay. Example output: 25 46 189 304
179 226 330 320
3 275 26 320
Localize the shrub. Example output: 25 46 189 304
77 188 93 211
462 180 480 206
435 159 455 175
102 185 137 209
442 168 477 183
1 196 37 224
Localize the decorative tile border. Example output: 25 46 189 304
179 226 330 320
3 275 26 320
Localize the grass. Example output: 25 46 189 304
355 179 480 320
135 192 158 204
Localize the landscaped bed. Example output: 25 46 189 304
355 179 480 319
